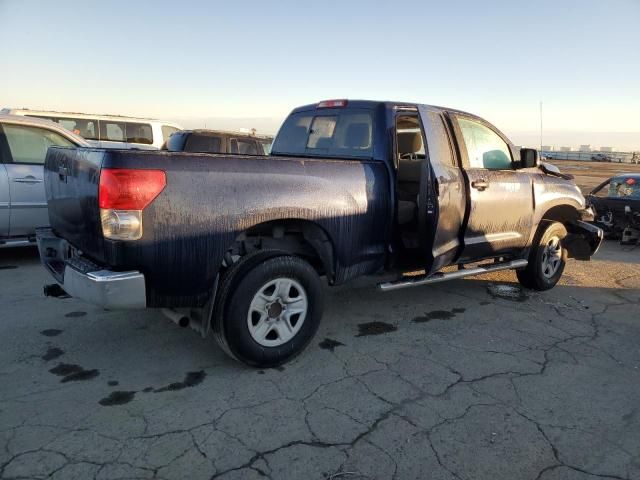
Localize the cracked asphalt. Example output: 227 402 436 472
1 242 639 480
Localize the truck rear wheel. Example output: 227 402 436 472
517 222 568 291
213 252 323 367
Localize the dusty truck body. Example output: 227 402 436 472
37 100 602 367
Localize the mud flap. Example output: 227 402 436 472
563 220 603 260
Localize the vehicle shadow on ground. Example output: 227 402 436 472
0 245 39 266
3 240 637 376
24 270 640 372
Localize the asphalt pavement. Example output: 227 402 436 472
1 241 639 479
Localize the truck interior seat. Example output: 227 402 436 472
396 131 423 224
397 200 417 225
397 131 423 160
397 132 423 189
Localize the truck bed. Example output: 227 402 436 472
44 147 391 307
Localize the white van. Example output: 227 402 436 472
1 109 182 150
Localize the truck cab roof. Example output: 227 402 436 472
273 99 505 163
290 99 480 118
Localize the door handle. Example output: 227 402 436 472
471 179 489 191
13 176 43 184
58 166 69 181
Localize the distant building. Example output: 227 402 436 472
542 145 553 151
560 146 572 152
579 145 591 152
599 146 613 152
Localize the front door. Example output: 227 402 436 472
417 107 466 273
0 123 74 237
451 114 534 261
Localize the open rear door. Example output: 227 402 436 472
417 107 466 274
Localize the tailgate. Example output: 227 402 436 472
45 147 106 262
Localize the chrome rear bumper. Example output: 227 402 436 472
36 227 146 309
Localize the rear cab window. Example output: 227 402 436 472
272 108 374 159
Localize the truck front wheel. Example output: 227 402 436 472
213 253 324 367
517 222 568 291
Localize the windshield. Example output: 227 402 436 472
271 109 374 159
608 176 640 199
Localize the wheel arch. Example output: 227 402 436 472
527 204 582 248
224 218 337 284
540 204 582 224
530 204 597 260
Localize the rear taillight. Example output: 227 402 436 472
99 169 166 210
98 169 166 241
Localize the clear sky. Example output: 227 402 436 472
1 0 639 149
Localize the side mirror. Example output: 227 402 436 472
519 148 538 169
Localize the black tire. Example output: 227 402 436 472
211 249 287 361
517 222 568 291
213 252 323 367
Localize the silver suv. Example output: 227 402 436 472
0 115 88 247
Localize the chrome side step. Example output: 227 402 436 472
378 259 528 291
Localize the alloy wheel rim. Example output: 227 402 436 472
247 278 308 347
541 235 562 278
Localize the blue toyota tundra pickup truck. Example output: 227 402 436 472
36 99 602 367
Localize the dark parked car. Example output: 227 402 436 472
163 129 273 155
36 99 602 367
587 173 640 243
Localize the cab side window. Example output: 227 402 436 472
2 124 74 164
29 116 98 140
100 121 126 142
230 138 259 155
125 123 153 145
458 118 512 170
58 118 98 140
259 140 272 155
238 139 258 155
